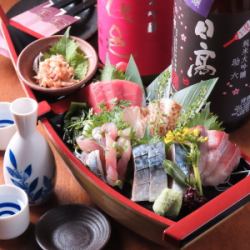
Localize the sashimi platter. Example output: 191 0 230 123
43 55 249 246
5 27 249 247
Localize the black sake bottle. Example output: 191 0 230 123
171 0 250 130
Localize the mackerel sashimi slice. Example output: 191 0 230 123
132 142 168 202
83 80 144 113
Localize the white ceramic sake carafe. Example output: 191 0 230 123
3 97 55 205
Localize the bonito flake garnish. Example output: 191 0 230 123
148 99 182 136
35 54 79 88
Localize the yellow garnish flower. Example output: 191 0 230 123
164 127 207 145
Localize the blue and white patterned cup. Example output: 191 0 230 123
0 102 16 151
0 184 30 239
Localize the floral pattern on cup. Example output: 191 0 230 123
6 149 54 205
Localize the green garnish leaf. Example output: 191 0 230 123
46 27 70 57
173 77 218 111
43 27 89 80
100 55 126 81
146 65 172 101
63 102 89 146
125 55 146 106
74 60 89 80
81 99 131 138
125 55 143 86
173 78 218 128
132 127 161 147
163 160 188 188
185 103 224 130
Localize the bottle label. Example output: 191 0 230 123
97 0 174 76
172 0 250 126
184 0 215 17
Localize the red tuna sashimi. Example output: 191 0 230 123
83 80 144 113
198 128 241 186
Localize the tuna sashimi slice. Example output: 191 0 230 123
83 80 144 113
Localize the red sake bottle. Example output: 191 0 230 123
171 0 250 130
97 0 174 77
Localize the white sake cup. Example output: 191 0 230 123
0 102 16 151
0 184 30 240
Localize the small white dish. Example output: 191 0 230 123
0 102 16 151
0 184 30 240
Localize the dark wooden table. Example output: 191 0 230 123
0 1 250 249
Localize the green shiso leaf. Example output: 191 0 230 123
185 103 224 130
43 27 89 80
146 65 172 101
45 27 70 57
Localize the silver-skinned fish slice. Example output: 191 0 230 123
131 145 150 202
170 144 190 176
131 142 167 202
85 150 105 181
148 142 168 202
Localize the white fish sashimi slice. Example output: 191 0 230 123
198 129 241 186
77 137 103 153
203 143 241 186
117 137 132 182
92 127 105 146
202 131 229 179
122 106 148 139
76 137 106 176
118 127 132 139
101 122 118 141
85 150 105 181
105 134 119 186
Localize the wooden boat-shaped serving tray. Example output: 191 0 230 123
1 10 249 249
